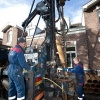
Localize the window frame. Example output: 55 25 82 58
98 10 100 29
28 28 34 36
65 41 77 68
7 30 12 44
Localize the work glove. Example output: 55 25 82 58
23 68 29 79
63 67 69 77
23 68 28 73
63 67 68 72
23 68 33 78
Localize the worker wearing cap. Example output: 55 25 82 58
8 37 30 100
64 57 85 100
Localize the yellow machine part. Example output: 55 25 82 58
56 38 67 67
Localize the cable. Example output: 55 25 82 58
55 0 60 23
34 33 45 48
22 0 36 37
43 77 67 100
55 4 69 35
43 77 65 92
30 15 41 47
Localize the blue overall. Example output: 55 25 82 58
68 63 84 99
8 45 30 100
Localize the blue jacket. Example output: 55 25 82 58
8 45 30 74
68 63 84 85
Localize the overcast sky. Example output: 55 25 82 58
0 0 90 38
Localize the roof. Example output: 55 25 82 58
1 22 23 33
83 0 100 11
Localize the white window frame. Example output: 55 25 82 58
7 30 12 44
66 41 77 68
98 10 100 29
28 28 34 36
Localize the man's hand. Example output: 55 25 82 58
23 68 28 74
63 67 68 72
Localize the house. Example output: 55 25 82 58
82 0 100 70
1 22 45 48
1 23 24 47
0 13 88 70
1 0 100 70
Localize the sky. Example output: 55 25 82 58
0 0 90 38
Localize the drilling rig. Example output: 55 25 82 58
21 0 76 100
0 0 77 100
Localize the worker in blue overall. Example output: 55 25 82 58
64 57 85 100
7 37 31 100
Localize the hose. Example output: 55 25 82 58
43 77 67 100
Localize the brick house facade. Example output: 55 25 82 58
57 26 88 69
83 0 100 70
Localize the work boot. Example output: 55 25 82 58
82 94 86 100
83 96 86 100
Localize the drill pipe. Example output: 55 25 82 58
85 73 92 83
89 74 99 83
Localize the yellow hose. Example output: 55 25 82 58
43 77 65 92
43 77 67 100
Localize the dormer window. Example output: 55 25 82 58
29 28 34 36
7 30 12 43
27 26 42 36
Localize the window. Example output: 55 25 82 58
29 28 34 36
98 10 100 28
7 31 12 43
66 47 76 68
66 41 77 68
28 26 42 36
